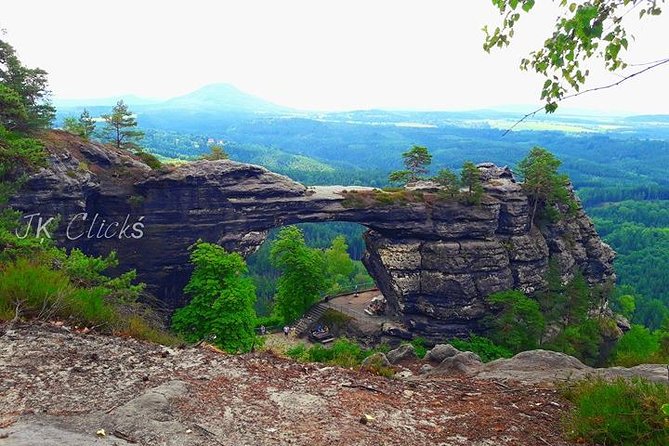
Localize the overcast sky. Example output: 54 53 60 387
2 0 668 113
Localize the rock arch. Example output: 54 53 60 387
11 134 615 338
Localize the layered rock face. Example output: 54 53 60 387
363 164 615 339
10 132 615 339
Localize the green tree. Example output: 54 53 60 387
388 145 432 185
538 258 566 327
517 147 575 223
324 235 356 293
0 124 46 187
485 290 545 352
270 226 327 324
0 38 55 131
433 168 460 197
63 117 83 136
562 270 591 328
102 100 144 150
200 144 229 161
460 161 483 204
78 109 96 140
612 324 660 366
614 294 636 320
484 0 666 113
171 241 258 353
0 84 28 131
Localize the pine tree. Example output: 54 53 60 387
78 109 96 140
517 147 575 223
102 100 144 150
460 161 483 204
433 168 460 197
389 145 432 185
0 38 55 131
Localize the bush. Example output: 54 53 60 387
286 344 308 361
135 150 162 169
410 337 428 359
120 315 182 346
562 377 669 446
284 338 393 376
256 314 284 330
612 324 662 367
0 258 177 345
448 335 513 362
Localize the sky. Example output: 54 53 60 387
2 0 668 113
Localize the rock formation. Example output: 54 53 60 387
10 131 615 340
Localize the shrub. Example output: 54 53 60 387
284 338 393 376
612 324 661 367
410 337 428 359
120 315 182 346
0 256 177 345
256 314 284 330
562 377 669 446
448 335 513 362
328 338 368 367
547 318 605 366
360 353 395 378
286 344 308 361
135 150 162 169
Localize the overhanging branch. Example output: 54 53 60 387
502 56 669 137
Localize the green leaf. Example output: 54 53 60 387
522 0 535 13
662 403 669 416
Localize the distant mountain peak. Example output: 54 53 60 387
160 83 287 113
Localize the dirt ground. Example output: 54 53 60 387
0 322 575 446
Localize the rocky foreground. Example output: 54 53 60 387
2 324 667 446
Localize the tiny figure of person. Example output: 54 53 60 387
283 325 290 337
260 325 266 335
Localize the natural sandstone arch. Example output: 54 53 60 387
11 133 615 339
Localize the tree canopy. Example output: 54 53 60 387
460 161 484 204
63 109 96 140
517 147 575 222
389 145 432 185
0 38 55 131
171 241 258 353
102 100 144 150
270 226 327 324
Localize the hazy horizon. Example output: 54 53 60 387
3 0 668 114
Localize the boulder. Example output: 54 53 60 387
361 352 391 369
429 352 483 376
386 344 417 364
424 344 461 363
484 350 589 373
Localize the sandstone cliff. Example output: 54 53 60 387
10 132 615 340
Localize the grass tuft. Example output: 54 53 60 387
561 377 669 446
